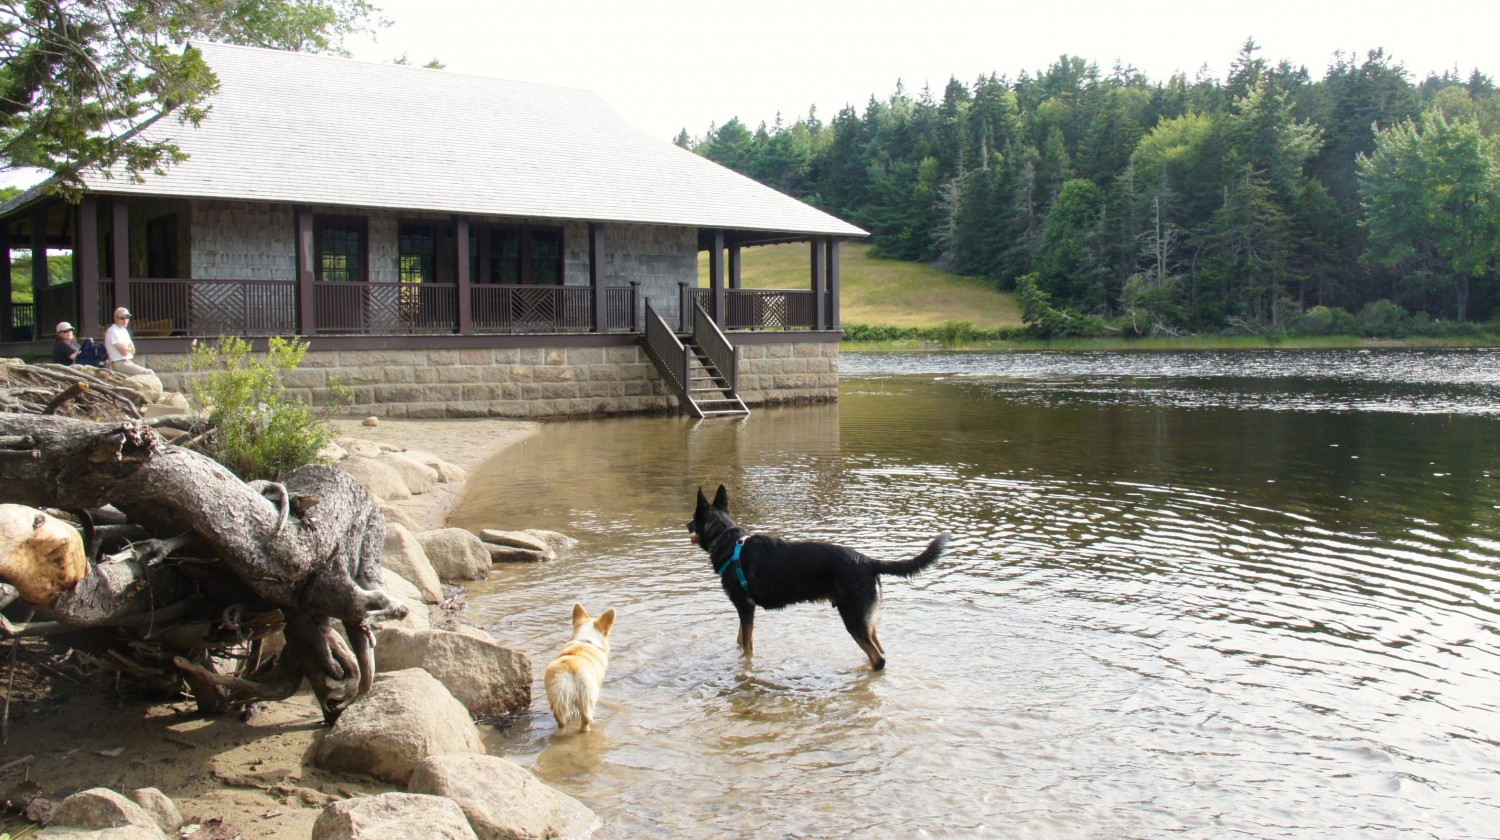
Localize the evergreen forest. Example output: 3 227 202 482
680 41 1500 338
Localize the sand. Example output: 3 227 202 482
1 417 540 840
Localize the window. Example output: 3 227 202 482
469 224 563 285
314 216 367 282
399 223 437 283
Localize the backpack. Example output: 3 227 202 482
77 338 108 367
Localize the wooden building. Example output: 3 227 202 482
0 43 865 418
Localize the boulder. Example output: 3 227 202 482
485 544 551 564
312 792 478 840
374 628 531 716
335 436 386 459
419 528 493 582
47 788 166 835
129 788 181 834
313 669 486 784
381 523 443 603
521 529 579 553
477 530 552 554
379 502 421 532
38 826 168 839
377 451 439 496
338 455 411 501
409 754 597 840
401 448 467 483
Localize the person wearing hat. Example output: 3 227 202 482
52 321 81 365
104 307 152 376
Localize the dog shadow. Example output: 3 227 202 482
534 724 613 779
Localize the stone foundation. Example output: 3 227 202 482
152 338 838 419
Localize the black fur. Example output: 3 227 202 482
687 484 947 670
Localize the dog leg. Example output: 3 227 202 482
838 603 886 671
735 603 755 657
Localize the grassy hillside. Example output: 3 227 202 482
698 242 1023 330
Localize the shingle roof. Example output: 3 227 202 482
75 42 866 238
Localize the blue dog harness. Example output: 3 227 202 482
715 535 756 606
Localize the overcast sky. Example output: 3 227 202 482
347 0 1499 141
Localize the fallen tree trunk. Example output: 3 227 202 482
0 413 407 721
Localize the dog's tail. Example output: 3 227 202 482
545 665 598 728
873 533 948 578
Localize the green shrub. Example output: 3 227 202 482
187 336 348 481
1357 300 1409 337
1287 305 1359 337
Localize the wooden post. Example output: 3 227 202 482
810 236 826 331
31 210 49 333
709 230 725 327
0 222 12 342
827 238 840 330
110 202 128 314
295 208 315 335
729 244 742 289
77 199 100 337
454 217 471 334
589 222 606 333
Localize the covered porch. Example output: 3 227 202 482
1 196 845 346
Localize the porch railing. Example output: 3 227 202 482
73 279 644 337
679 286 820 332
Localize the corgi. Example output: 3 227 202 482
544 603 616 732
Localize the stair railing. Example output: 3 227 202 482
692 301 738 392
643 302 690 402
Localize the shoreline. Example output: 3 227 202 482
2 416 545 840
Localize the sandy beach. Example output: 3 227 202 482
2 417 541 840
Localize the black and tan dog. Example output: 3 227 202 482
688 485 947 670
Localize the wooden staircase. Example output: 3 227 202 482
684 340 749 418
642 302 750 419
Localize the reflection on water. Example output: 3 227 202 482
450 349 1500 838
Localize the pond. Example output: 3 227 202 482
448 348 1500 838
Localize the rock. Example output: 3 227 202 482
38 826 169 839
140 402 188 419
312 792 478 840
401 448 467 483
154 391 190 411
450 623 494 642
409 754 597 840
381 523 443 603
128 788 181 834
312 669 486 784
378 572 431 631
318 441 349 462
381 568 422 603
485 544 551 564
336 437 386 459
394 595 431 630
521 529 580 553
338 455 411 501
374 628 531 716
477 530 552 554
377 451 439 496
124 372 165 402
362 416 380 427
419 528 493 582
379 502 421 532
47 788 166 834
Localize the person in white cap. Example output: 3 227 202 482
104 307 152 375
52 321 80 364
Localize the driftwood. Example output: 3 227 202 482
0 412 406 722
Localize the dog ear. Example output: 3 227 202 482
695 487 708 511
594 608 616 636
571 602 588 626
713 484 729 511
